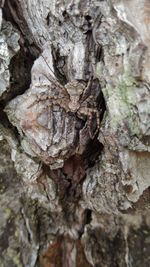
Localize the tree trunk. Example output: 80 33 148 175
0 0 150 266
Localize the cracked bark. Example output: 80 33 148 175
0 1 150 267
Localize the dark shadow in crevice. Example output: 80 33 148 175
51 46 68 85
82 138 104 169
3 0 40 56
1 46 35 106
1 0 38 105
77 209 92 239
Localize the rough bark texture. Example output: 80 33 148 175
0 0 150 266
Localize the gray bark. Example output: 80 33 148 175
0 0 150 266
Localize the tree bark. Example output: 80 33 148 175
0 0 150 266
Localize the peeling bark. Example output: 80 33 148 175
0 1 150 267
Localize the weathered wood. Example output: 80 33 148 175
0 1 150 266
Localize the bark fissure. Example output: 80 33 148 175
0 1 150 267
